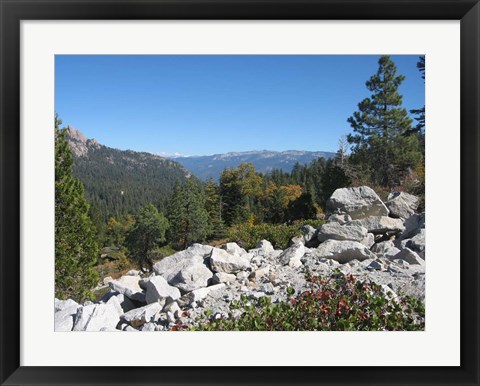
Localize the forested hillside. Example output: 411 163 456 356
66 126 191 221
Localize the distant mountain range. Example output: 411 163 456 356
171 150 336 181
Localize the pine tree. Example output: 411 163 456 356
204 178 226 239
347 55 423 188
168 179 211 249
125 204 169 269
219 163 263 225
55 115 99 302
409 55 426 155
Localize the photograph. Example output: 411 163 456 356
54 54 426 332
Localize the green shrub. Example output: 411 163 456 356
191 271 425 331
226 220 325 250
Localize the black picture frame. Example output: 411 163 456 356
1 1 479 385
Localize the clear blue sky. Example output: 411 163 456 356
55 55 425 155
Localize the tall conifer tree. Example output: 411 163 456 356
204 178 226 239
55 115 99 302
168 179 211 249
347 55 423 187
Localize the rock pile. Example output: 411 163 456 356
55 186 425 332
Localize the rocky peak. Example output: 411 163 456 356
65 125 101 157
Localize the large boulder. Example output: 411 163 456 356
371 240 395 254
153 244 213 278
153 244 214 293
249 240 275 257
399 212 425 240
121 302 162 328
348 216 405 235
400 228 425 258
145 276 181 305
54 299 79 332
385 192 419 219
169 263 214 293
55 298 79 313
111 293 136 313
209 248 251 274
223 242 247 256
72 303 121 331
392 248 425 266
108 276 145 303
326 186 389 220
278 243 305 268
317 222 368 243
312 239 376 263
371 240 400 260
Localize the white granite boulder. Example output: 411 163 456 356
145 275 181 305
248 240 274 256
72 303 121 331
326 186 389 220
348 216 405 235
385 192 419 219
317 222 368 243
169 262 214 293
108 275 145 303
392 248 425 266
153 244 214 293
54 299 79 332
121 302 162 328
278 243 305 268
223 242 247 256
209 248 251 274
312 239 377 263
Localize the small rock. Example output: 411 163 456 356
262 283 275 294
212 272 237 284
236 271 249 281
367 260 385 271
249 266 270 279
140 322 156 331
327 213 353 224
